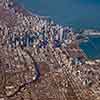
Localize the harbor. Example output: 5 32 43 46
75 29 100 59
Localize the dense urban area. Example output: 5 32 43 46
0 0 100 100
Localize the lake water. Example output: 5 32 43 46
80 37 100 59
17 0 100 30
17 0 100 59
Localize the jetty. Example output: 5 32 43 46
82 29 100 36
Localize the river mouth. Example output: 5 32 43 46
79 36 100 60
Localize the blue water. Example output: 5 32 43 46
17 0 100 59
17 0 100 30
80 37 100 59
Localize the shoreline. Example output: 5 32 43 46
15 0 100 61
